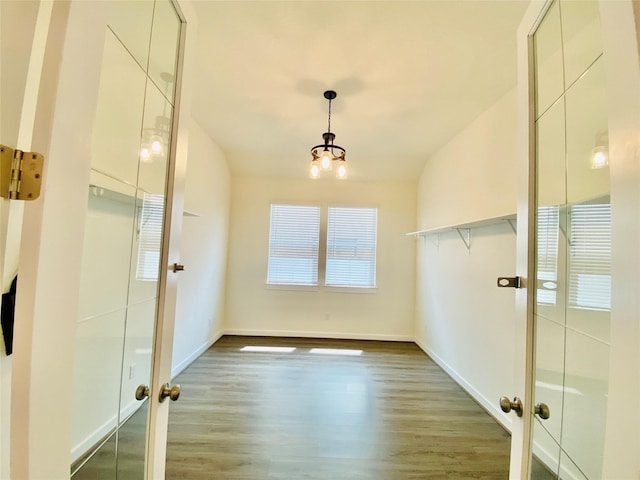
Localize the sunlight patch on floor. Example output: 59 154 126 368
240 346 296 353
309 348 363 356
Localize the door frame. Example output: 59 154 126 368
10 3 109 477
510 1 640 478
598 1 640 476
8 1 196 477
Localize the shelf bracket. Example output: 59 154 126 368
506 218 517 235
428 233 440 249
455 228 471 253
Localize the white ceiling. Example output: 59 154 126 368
190 1 530 182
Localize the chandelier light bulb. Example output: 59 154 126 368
590 145 609 169
140 146 151 162
320 150 332 171
336 161 347 179
310 161 320 179
150 136 163 155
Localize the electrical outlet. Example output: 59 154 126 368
129 363 136 380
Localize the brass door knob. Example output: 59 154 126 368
135 385 149 401
499 396 523 417
534 402 550 420
159 383 181 402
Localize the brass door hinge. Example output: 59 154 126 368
0 144 44 200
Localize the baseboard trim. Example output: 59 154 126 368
223 329 414 342
414 337 513 433
171 330 224 380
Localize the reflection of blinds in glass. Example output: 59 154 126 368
537 206 559 305
136 193 165 281
267 204 320 286
325 207 377 288
568 203 611 310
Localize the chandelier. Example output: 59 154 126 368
309 90 347 179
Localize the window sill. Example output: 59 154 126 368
264 283 377 294
265 283 319 292
324 286 377 294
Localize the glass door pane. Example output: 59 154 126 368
532 1 610 478
71 1 181 477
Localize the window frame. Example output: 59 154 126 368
265 202 379 293
324 205 378 289
266 203 322 288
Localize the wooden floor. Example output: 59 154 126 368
165 336 512 479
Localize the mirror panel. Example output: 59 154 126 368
148 0 181 102
558 451 588 480
534 316 565 442
116 300 156 478
90 32 146 187
138 81 172 196
565 60 608 205
118 300 156 426
536 99 566 208
565 59 611 343
534 1 564 117
77 187 136 320
128 80 172 306
107 1 154 71
560 329 609 480
531 420 560 479
71 310 126 476
560 0 603 89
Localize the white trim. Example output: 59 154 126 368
264 283 319 292
223 329 413 342
11 3 109 477
170 330 223 380
413 338 513 433
600 1 640 476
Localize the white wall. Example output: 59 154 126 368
415 88 518 426
171 119 230 377
225 177 416 340
415 90 518 231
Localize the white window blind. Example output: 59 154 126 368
536 205 559 305
325 207 377 288
267 204 320 286
136 193 165 281
568 203 611 311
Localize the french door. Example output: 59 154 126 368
4 1 194 477
509 1 640 478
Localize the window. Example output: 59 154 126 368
266 204 378 289
267 204 320 286
326 207 377 288
136 193 165 281
568 203 611 311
